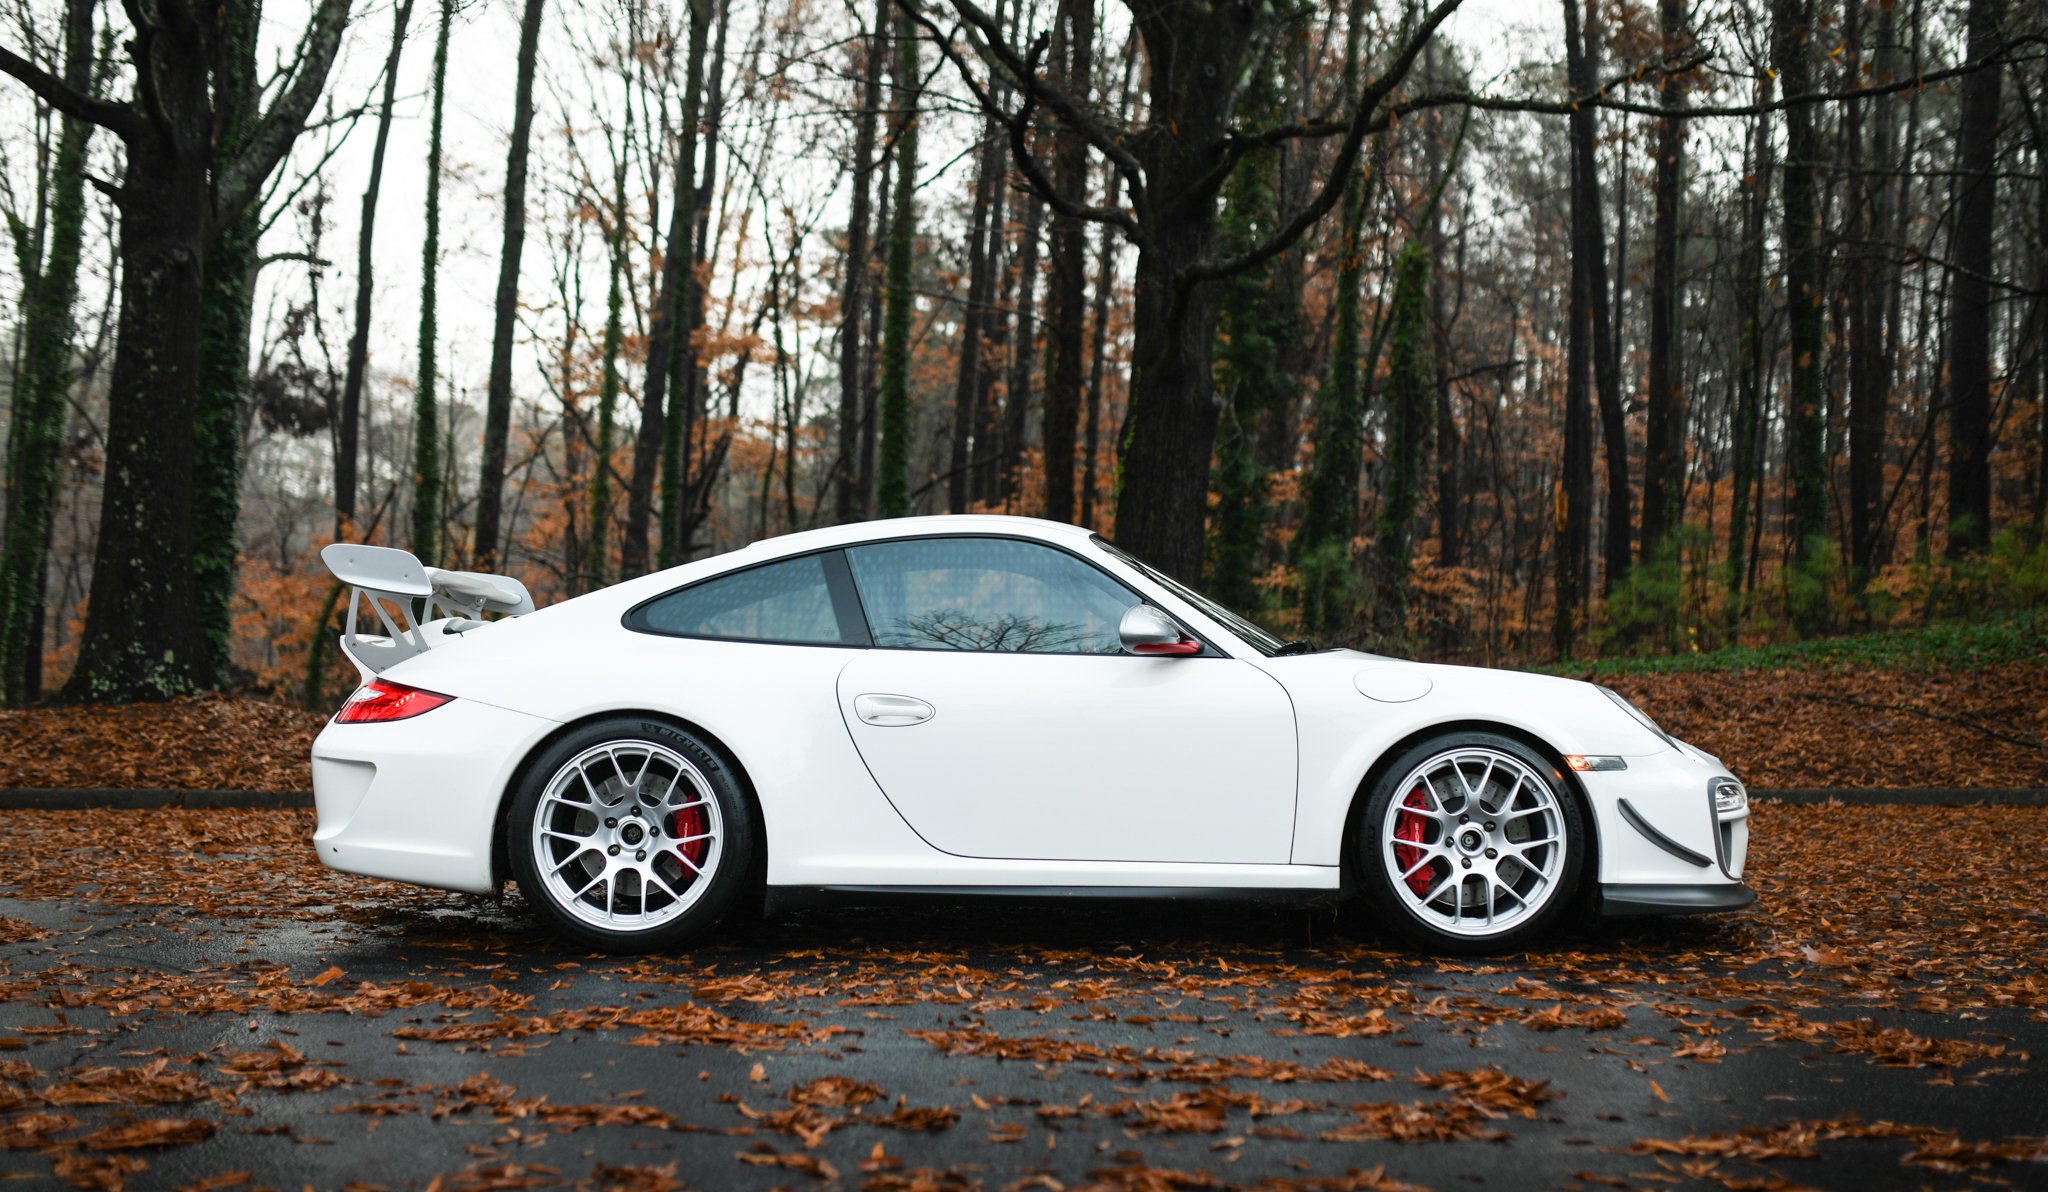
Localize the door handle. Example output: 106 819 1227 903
854 693 935 727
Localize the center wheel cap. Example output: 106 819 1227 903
621 823 644 846
1459 828 1484 853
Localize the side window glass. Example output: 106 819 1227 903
845 538 1138 654
632 554 845 644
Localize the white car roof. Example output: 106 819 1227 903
722 514 1099 562
572 515 1109 617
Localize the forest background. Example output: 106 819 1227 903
0 0 2044 714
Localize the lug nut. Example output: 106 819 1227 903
607 845 620 856
1486 848 1498 859
1459 815 1470 825
605 817 618 828
648 823 661 837
1485 822 1496 831
1461 857 1472 869
635 850 646 861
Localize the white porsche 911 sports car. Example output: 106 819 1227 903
311 515 1751 953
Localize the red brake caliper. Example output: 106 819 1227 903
1392 787 1435 896
670 804 710 876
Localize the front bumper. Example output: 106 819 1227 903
1575 743 1752 915
311 697 559 894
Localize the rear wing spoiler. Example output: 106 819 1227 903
320 543 535 677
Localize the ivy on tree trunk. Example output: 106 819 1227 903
876 4 921 519
1371 241 1434 644
0 0 95 706
413 0 453 564
190 0 263 687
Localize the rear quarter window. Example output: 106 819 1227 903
627 553 849 644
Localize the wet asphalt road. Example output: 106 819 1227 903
1 803 2046 1191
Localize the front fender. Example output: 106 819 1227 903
1259 654 1668 867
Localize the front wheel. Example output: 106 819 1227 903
507 717 757 953
1356 733 1585 953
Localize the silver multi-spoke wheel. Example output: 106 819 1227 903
1378 746 1566 938
529 740 725 932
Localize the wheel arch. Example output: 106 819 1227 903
489 708 769 897
1336 719 1599 904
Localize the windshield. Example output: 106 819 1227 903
1092 536 1286 656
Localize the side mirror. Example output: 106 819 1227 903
1120 605 1199 656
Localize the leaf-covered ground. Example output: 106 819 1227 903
0 695 329 792
4 658 2043 793
1607 660 2048 788
0 802 2044 1190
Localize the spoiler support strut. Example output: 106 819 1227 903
319 543 534 680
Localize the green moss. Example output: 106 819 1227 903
1548 609 2048 677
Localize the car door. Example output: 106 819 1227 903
834 536 1297 865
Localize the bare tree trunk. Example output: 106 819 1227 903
1944 0 2003 556
673 0 730 557
586 97 631 591
1001 188 1043 506
1294 0 1371 606
973 140 1009 507
1555 0 1602 656
1845 0 1896 578
0 0 94 705
627 0 709 573
860 147 890 516
1640 0 1685 562
1564 0 1631 593
336 0 416 538
1080 212 1114 530
659 1 713 563
1040 0 1093 524
1727 74 1773 612
472 0 546 572
413 0 452 563
1425 43 1460 572
2032 96 2048 538
949 117 1000 514
1557 134 1595 659
836 0 888 523
1861 0 1928 573
875 0 921 518
1774 0 1829 612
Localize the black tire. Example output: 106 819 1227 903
507 716 759 953
1354 731 1586 954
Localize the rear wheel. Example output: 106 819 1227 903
1356 732 1584 953
508 717 756 953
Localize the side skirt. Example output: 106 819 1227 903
762 884 1342 916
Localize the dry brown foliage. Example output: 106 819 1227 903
1610 661 2048 788
0 694 328 791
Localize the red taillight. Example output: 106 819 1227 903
335 679 453 723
